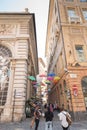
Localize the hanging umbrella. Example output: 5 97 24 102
28 76 36 81
53 76 60 84
32 81 37 85
39 74 47 77
45 80 51 85
47 76 53 81
53 76 60 81
48 72 56 77
53 80 58 84
48 88 51 92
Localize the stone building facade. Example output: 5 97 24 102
0 9 38 122
45 0 87 120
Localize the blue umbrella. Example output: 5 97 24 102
47 72 56 77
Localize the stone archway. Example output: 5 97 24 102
0 45 12 106
81 76 87 110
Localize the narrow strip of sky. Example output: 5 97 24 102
0 0 49 60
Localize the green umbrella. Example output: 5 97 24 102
28 76 36 81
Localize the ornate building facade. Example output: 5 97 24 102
45 0 87 120
0 9 38 122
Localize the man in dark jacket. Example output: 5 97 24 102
44 107 54 130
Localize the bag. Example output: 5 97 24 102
66 114 72 125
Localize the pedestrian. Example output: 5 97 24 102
34 105 41 130
58 107 71 130
44 107 54 130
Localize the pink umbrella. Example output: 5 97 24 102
32 81 37 85
39 74 47 77
47 76 53 81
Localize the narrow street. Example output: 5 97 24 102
0 112 87 130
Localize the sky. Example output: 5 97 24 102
0 0 49 61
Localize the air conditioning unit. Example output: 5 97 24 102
69 16 82 24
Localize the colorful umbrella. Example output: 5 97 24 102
39 74 47 77
53 80 58 84
45 80 51 85
47 76 53 81
48 72 56 77
28 76 36 81
53 76 60 81
53 76 60 84
32 81 37 85
48 88 51 92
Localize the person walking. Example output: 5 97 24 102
44 107 54 130
58 107 71 130
33 105 41 130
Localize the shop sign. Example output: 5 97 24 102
72 85 78 96
70 74 77 78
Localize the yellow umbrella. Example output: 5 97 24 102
54 76 60 81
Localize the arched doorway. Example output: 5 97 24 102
81 76 87 110
0 45 12 106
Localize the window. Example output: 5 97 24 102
67 9 76 17
82 9 87 20
75 45 85 62
80 0 87 2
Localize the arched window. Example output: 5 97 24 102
81 76 87 110
0 45 12 106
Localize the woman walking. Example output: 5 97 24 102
58 107 71 130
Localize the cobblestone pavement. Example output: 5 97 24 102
0 112 87 130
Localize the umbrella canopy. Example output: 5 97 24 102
39 74 47 77
54 76 60 81
28 76 36 81
47 76 53 81
32 81 37 85
53 76 60 84
45 80 51 85
48 72 56 77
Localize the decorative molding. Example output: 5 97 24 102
0 24 16 35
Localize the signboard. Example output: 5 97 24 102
70 74 77 78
